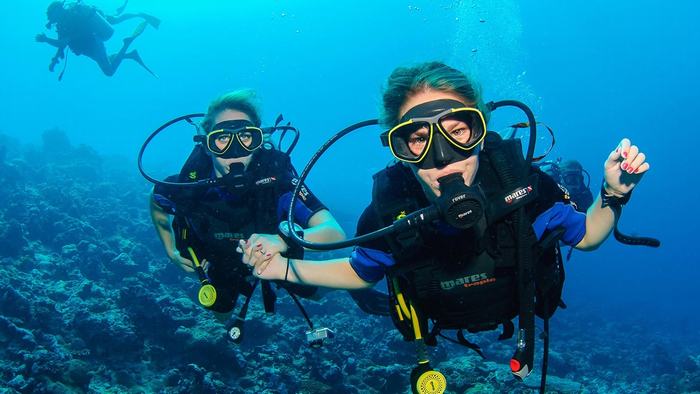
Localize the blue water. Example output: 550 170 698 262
2 0 698 392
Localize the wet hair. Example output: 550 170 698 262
380 61 488 128
201 89 261 133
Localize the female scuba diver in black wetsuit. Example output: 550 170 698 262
240 62 654 393
146 90 389 345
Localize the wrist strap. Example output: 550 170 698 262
599 182 661 248
285 258 291 282
600 181 631 209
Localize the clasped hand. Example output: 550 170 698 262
237 233 288 280
603 138 650 196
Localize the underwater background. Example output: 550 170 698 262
1 0 699 393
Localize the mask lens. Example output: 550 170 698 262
237 127 263 151
207 130 234 154
206 127 263 156
438 109 485 150
563 173 582 186
385 107 486 164
389 121 431 162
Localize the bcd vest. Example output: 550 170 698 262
371 134 565 344
157 147 301 306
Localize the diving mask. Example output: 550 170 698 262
195 119 264 159
381 99 486 169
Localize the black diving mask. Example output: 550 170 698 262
380 99 487 169
561 171 587 194
195 119 264 159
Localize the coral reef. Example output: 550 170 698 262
0 130 697 393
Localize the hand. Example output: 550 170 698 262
169 250 195 273
237 237 288 280
242 233 288 260
603 138 650 196
35 33 47 43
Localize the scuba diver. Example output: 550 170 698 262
239 62 657 393
539 159 594 212
35 0 160 79
145 90 386 345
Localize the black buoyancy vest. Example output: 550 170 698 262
372 134 565 340
164 147 295 272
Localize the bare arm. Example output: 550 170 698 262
575 193 615 250
36 33 67 48
303 209 346 244
242 208 347 273
149 192 195 272
575 138 649 250
241 250 373 290
237 207 374 289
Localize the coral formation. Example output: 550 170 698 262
0 130 697 393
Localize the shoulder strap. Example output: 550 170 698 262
479 133 540 224
178 144 213 183
371 163 427 257
479 133 539 380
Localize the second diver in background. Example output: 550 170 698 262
36 0 160 79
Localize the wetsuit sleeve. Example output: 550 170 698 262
276 168 328 227
152 175 179 215
530 169 586 246
348 203 396 283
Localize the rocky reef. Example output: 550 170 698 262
0 130 698 393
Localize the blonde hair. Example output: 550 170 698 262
201 89 261 133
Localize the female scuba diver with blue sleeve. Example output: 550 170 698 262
239 62 655 393
148 90 349 344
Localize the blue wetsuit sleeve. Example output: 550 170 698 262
152 193 176 214
276 157 327 226
277 190 325 227
349 247 395 283
532 202 586 246
530 168 587 246
152 175 179 214
346 203 396 283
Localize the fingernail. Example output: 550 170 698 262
635 168 641 174
257 270 261 275
622 151 627 158
621 162 628 170
256 243 262 247
627 167 634 174
266 253 271 257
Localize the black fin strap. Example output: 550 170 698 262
614 227 661 247
601 182 660 247
607 203 661 248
